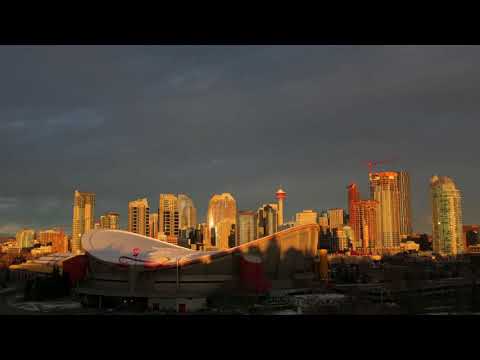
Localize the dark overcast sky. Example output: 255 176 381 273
1 45 479 235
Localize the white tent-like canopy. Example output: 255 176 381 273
82 229 219 268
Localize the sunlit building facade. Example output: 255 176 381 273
347 183 360 228
177 194 197 230
207 193 237 249
327 208 344 229
238 211 257 245
159 194 179 238
100 212 120 230
16 229 35 249
38 228 68 253
430 175 463 256
257 204 278 238
369 172 401 249
149 213 159 239
296 210 318 226
335 227 348 251
128 198 150 236
72 190 95 254
351 200 379 250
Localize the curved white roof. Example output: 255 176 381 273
82 230 219 268
82 224 319 269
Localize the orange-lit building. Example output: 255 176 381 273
158 194 180 238
128 198 150 236
72 190 96 254
38 229 68 253
166 235 179 245
369 172 401 249
207 193 237 249
100 212 120 230
351 200 379 250
347 183 360 228
149 213 159 239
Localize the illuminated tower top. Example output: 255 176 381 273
276 187 287 227
276 188 287 200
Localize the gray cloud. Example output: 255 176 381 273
0 45 479 234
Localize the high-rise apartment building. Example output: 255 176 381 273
16 229 35 249
128 198 150 236
207 193 237 249
369 172 401 249
177 194 197 230
430 176 463 255
335 227 348 252
347 183 360 228
159 194 179 238
38 228 68 253
238 211 257 245
100 212 120 230
328 208 344 229
351 200 379 250
149 213 159 239
257 204 278 238
72 190 95 254
397 171 413 239
296 210 318 226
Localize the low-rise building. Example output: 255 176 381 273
296 210 318 226
31 246 53 257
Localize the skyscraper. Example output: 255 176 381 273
327 208 344 229
177 194 197 230
347 183 360 227
275 188 287 226
296 210 318 226
100 212 120 230
257 204 278 238
430 176 463 255
207 193 237 249
72 190 95 254
128 198 150 236
351 200 379 250
369 172 401 249
159 194 179 238
149 213 159 239
16 229 35 249
238 211 257 245
397 171 413 239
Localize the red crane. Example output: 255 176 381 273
366 158 397 173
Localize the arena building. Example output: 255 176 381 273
76 224 320 311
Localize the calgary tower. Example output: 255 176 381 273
276 187 287 226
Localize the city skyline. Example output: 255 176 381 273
1 46 480 234
0 168 473 236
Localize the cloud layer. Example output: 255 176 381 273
0 45 479 233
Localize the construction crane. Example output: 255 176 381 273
365 158 397 173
